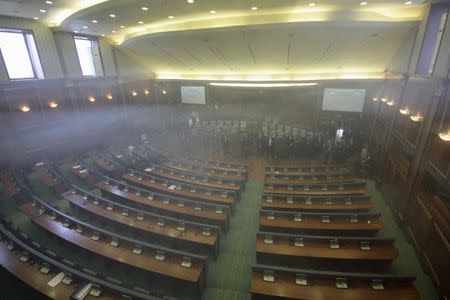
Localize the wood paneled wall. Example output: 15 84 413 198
368 75 450 299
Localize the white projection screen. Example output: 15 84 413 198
181 86 206 104
322 88 367 112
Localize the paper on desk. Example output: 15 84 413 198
168 185 177 190
72 165 81 169
35 162 44 166
48 272 65 287
79 169 88 174
145 168 153 172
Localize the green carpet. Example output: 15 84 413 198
0 175 439 299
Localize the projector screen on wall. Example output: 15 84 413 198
322 88 366 112
181 86 206 104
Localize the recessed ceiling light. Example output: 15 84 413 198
138 21 144 24
360 1 368 5
405 1 413 4
141 6 148 10
45 1 53 4
40 9 46 13
109 14 116 18
33 17 39 20
187 0 194 3
112 30 116 33
74 30 79 33
168 15 174 19
101 34 105 37
92 20 98 23
120 25 125 28
251 7 258 10
83 25 88 29
210 10 216 14
308 2 316 6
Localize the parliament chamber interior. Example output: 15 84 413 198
0 0 450 299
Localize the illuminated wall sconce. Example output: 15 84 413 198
162 89 167 95
399 107 411 115
438 129 450 142
132 91 138 96
144 89 150 95
372 97 379 102
386 100 395 106
19 105 31 112
410 113 424 122
106 93 113 100
88 96 96 102
381 97 387 102
48 101 58 108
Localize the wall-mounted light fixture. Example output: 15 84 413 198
19 105 30 112
399 107 411 115
372 97 379 102
387 100 395 106
438 129 450 141
144 89 150 95
106 93 113 100
162 89 167 95
410 113 424 122
48 101 58 108
132 91 138 96
88 96 96 102
381 97 387 102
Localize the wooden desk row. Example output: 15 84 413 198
128 144 248 180
103 152 243 192
69 161 231 231
262 194 373 212
256 231 398 271
32 162 66 193
63 187 220 256
259 210 383 235
0 218 164 300
251 264 419 300
264 181 367 196
265 164 350 174
123 171 238 211
142 142 248 172
264 173 357 185
20 200 206 287
0 169 26 200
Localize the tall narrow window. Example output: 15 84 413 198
74 36 103 77
0 29 44 80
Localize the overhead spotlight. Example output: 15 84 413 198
74 30 79 33
405 1 413 4
88 96 96 102
83 25 89 29
210 10 216 14
132 91 138 96
381 97 387 102
138 21 144 24
120 25 125 28
101 34 105 37
40 9 46 13
144 89 150 95
20 105 30 112
33 17 39 20
106 93 113 100
308 3 316 7
48 101 58 108
168 15 174 19
372 97 379 102
187 0 194 3
45 1 53 4
141 6 148 10
387 100 395 106
109 14 116 18
112 30 116 33
360 2 368 5
162 89 167 95
92 20 98 23
251 7 258 11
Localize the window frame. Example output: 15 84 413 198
73 34 104 78
0 28 45 81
